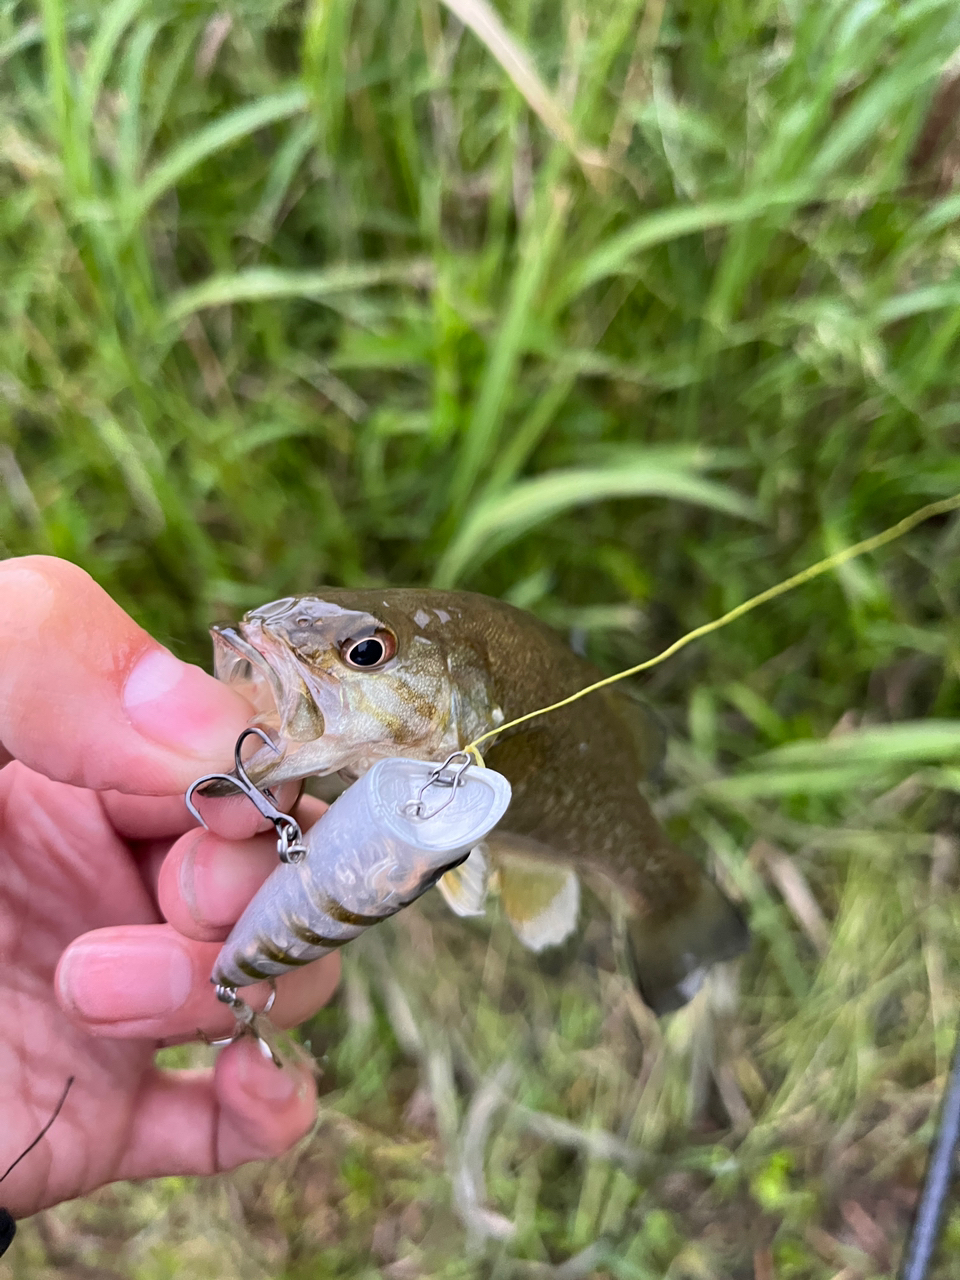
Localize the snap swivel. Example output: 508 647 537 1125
401 750 474 822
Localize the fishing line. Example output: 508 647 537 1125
465 490 960 757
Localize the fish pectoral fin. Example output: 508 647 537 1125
497 856 580 954
436 842 490 918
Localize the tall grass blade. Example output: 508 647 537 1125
567 183 817 296
39 0 73 171
247 117 317 241
80 0 148 131
165 261 433 324
0 19 43 65
438 0 605 176
447 185 570 511
754 721 960 771
434 460 760 586
127 86 309 225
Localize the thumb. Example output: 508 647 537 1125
0 556 252 795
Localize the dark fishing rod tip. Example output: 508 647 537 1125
898 1025 960 1280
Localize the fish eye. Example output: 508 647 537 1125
340 629 397 669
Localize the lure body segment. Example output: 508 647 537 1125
213 756 511 989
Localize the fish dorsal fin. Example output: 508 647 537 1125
495 851 580 953
436 842 489 917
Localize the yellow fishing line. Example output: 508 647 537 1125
465 491 960 757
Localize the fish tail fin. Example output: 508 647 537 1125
626 877 749 1015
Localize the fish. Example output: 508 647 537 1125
210 589 749 1014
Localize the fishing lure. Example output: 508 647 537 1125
187 729 511 1044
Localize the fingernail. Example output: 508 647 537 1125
235 1040 305 1102
182 833 275 930
59 934 195 1023
123 646 246 758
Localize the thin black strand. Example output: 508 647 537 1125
899 1031 960 1280
0 1075 75 1185
0 1075 75 1259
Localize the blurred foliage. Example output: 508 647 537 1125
4 0 960 1275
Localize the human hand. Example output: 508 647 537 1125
0 557 339 1219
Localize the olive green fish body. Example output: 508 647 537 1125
212 589 748 1012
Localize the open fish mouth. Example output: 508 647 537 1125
212 625 287 723
206 624 331 794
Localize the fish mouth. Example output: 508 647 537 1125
209 624 330 791
212 626 286 720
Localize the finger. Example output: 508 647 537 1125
131 838 171 908
159 831 279 941
99 780 303 844
159 796 329 942
100 792 196 840
0 556 253 795
55 924 341 1040
115 1038 316 1182
185 780 303 841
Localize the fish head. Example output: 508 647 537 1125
212 592 497 789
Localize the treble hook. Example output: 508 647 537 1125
185 727 307 863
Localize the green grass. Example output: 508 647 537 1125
4 0 960 1274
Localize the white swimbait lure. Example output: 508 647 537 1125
186 731 511 1042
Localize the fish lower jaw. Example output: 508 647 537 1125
240 738 349 789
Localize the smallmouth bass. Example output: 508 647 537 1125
211 589 749 1013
